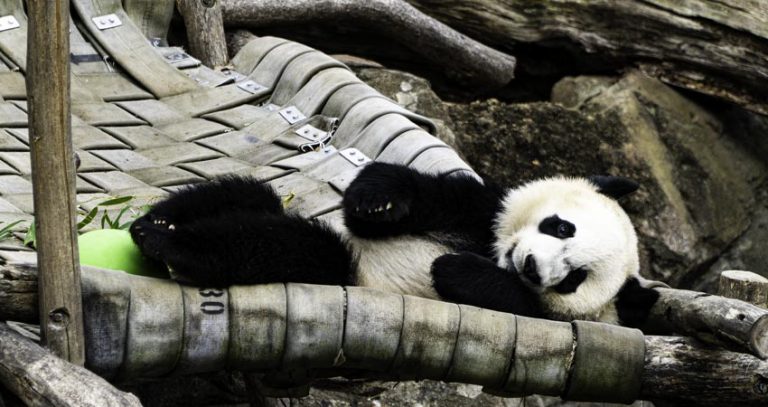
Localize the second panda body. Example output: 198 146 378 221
130 162 658 327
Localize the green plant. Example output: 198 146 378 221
0 220 24 242
22 195 154 248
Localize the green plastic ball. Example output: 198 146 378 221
78 229 169 279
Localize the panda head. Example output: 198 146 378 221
493 175 640 322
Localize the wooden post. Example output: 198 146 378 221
718 270 768 308
26 1 85 365
176 0 229 68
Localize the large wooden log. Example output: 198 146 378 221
226 0 768 113
0 322 141 407
402 0 768 114
26 1 85 364
219 0 517 88
646 287 768 359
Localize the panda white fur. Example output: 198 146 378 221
130 162 658 327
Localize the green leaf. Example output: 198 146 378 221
0 220 23 241
111 206 133 228
77 207 100 230
97 196 134 207
23 222 36 248
281 192 296 208
100 211 112 229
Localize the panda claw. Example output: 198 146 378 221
168 224 176 231
386 202 393 210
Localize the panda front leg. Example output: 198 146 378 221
432 252 544 318
343 162 502 239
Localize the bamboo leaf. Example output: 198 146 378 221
0 220 24 241
281 192 296 208
97 196 134 207
101 211 112 229
77 207 100 230
23 222 35 248
111 206 132 228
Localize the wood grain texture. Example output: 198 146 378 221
220 0 517 88
404 0 768 115
26 1 85 365
647 287 768 359
719 270 768 309
0 322 141 407
176 0 229 67
642 336 768 406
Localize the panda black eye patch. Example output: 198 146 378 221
539 215 575 239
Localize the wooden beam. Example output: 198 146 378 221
26 1 85 365
219 0 517 89
176 0 229 68
0 322 141 407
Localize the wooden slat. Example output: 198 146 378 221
268 52 347 106
231 36 288 75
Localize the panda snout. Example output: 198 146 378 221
522 254 540 285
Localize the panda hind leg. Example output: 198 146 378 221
131 176 283 250
149 211 355 288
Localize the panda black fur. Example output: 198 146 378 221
130 162 659 327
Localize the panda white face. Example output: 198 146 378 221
493 177 639 322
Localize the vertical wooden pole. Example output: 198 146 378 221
26 1 85 364
176 0 229 67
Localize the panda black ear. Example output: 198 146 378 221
588 175 639 200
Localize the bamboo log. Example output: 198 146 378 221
0 322 141 407
176 0 229 68
26 1 85 365
646 287 768 359
219 0 517 88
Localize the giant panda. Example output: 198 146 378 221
129 162 659 327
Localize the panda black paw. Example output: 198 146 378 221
130 213 175 260
343 163 415 223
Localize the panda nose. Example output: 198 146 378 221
523 255 540 285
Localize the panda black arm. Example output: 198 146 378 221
432 252 544 317
615 277 660 328
343 162 504 244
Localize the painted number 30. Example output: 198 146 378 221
199 288 225 315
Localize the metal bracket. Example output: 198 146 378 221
237 80 267 94
220 68 246 82
339 148 372 166
263 103 281 112
294 124 328 143
165 52 192 63
278 106 306 124
92 14 122 30
0 16 19 32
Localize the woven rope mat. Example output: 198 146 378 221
0 0 475 263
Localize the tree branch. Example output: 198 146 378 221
219 0 517 89
0 322 141 407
